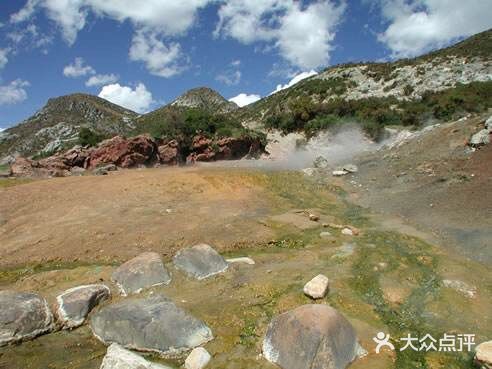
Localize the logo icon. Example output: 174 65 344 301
373 332 395 353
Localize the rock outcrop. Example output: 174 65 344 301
262 304 360 369
100 343 172 369
158 140 180 165
0 291 54 346
90 295 213 356
186 135 263 163
173 244 229 280
111 252 171 296
56 284 111 329
86 135 157 169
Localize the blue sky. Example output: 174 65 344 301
0 0 491 129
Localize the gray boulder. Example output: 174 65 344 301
100 343 172 369
90 295 213 356
470 129 490 147
56 284 111 329
263 304 360 369
112 252 171 296
0 291 54 346
485 116 492 133
173 244 228 280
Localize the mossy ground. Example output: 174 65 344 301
0 170 489 369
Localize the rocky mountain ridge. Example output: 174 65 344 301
170 86 238 113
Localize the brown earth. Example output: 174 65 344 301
0 167 275 268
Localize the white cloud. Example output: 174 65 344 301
85 73 119 87
215 0 346 69
11 0 212 45
0 79 30 105
377 0 492 58
229 93 261 107
271 70 318 94
0 48 9 69
216 60 242 85
129 30 187 78
98 83 153 113
63 57 95 78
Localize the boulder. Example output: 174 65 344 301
100 343 172 369
90 295 213 356
191 135 212 151
303 275 330 299
470 129 490 147
442 279 477 299
112 252 171 296
86 135 157 169
215 136 262 160
485 116 492 133
185 347 212 369
475 341 492 369
263 304 360 369
173 244 228 280
0 291 54 346
158 140 180 165
10 157 44 177
56 284 111 329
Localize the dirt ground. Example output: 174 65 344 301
0 167 276 269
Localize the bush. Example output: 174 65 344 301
78 127 107 147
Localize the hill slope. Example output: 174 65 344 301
0 93 137 159
236 28 492 139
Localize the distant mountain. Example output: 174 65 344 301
170 87 238 113
0 93 137 159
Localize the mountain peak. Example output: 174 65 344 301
171 87 238 113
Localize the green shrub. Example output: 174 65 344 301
78 127 107 147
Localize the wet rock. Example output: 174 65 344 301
185 347 212 369
56 284 111 329
90 295 213 356
93 164 117 176
100 343 172 369
158 140 180 165
86 135 157 169
263 304 360 369
0 291 54 346
475 341 492 369
470 129 490 147
442 279 477 299
303 275 330 299
173 244 228 280
112 252 171 296
226 257 255 265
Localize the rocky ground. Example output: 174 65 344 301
0 155 491 368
